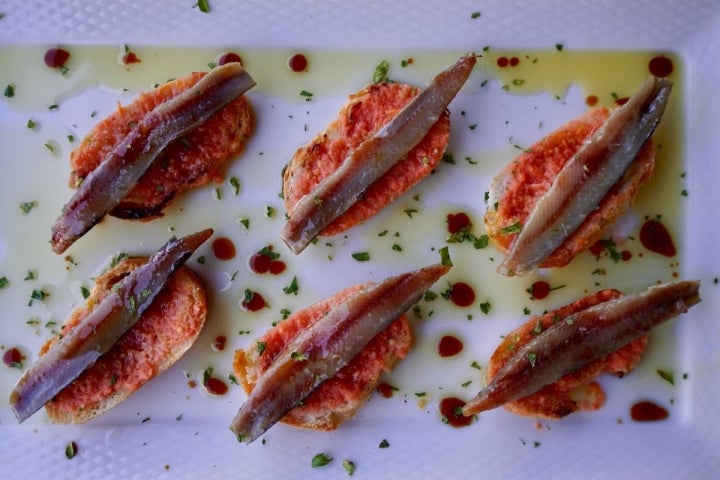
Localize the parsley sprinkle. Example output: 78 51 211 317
311 453 332 468
555 43 564 51
239 218 250 229
65 441 78 459
373 59 390 83
19 201 36 214
657 369 675 385
4 83 15 97
300 90 314 101
471 11 481 19
80 286 91 299
480 301 491 314
257 341 266 355
500 222 522 236
0 277 9 289
527 352 537 367
351 251 370 262
392 243 402 252
283 276 299 295
229 177 240 195
439 246 453 267
26 119 36 129
197 0 210 13
378 439 390 449
343 459 356 476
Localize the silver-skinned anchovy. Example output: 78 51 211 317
462 280 700 416
280 54 476 254
10 228 213 422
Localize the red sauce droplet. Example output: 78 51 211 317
269 260 286 274
288 53 308 72
640 219 676 257
122 52 141 65
630 400 669 422
213 335 227 352
438 335 463 357
446 212 471 234
217 52 242 66
205 377 228 396
449 282 475 307
648 56 673 78
3 347 23 368
497 56 509 68
529 280 550 300
586 94 599 106
509 56 519 67
377 382 396 398
249 252 272 273
242 290 267 312
44 48 70 68
439 397 473 427
187 380 197 389
212 237 236 260
589 240 605 257
615 96 629 106
621 250 632 261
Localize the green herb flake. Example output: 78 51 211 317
470 11 481 19
280 308 292 320
527 352 537 367
265 206 275 217
311 453 332 468
80 285 91 299
291 351 309 361
283 276 299 295
239 218 250 229
442 152 456 164
657 369 675 386
439 246 453 267
424 290 438 301
555 43 564 51
4 83 15 98
378 439 390 449
300 90 314 101
461 380 472 388
0 276 9 289
197 255 206 265
343 459 356 476
351 251 370 262
512 79 525 86
479 301 491 314
500 222 522 236
471 360 482 370
229 177 240 195
109 374 118 386
202 366 213 386
26 118 36 129
228 373 239 385
19 201 36 214
391 243 403 252
373 59 390 83
256 341 267 355
65 441 78 459
196 0 210 13
28 289 48 306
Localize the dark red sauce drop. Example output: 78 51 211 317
439 397 473 427
640 219 676 257
438 335 463 357
212 335 227 352
615 96 629 106
509 56 519 67
44 48 70 68
377 382 396 399
242 291 267 312
3 347 23 368
496 56 509 68
205 377 228 396
449 282 475 307
589 240 605 257
648 56 673 78
446 212 471 234
212 237 236 260
586 94 599 107
217 52 242 66
621 250 632 261
122 52 141 65
288 53 308 72
630 400 669 422
529 280 550 300
248 245 286 275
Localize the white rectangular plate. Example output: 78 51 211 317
1 1 719 478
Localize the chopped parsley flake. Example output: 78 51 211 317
196 0 210 13
378 439 390 449
403 208 418 218
311 453 332 468
80 286 91 299
65 441 78 459
500 222 522 236
0 276 8 289
256 341 266 355
555 43 564 51
343 459 356 476
439 246 453 266
26 118 36 129
4 83 15 98
480 301 491 314
657 369 675 385
300 90 314 101
229 177 240 195
351 251 370 262
470 11 481 19
373 59 390 83
527 352 537 367
283 276 299 295
19 201 36 214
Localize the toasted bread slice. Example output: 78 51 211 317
42 257 208 423
486 289 648 419
70 70 253 220
485 107 655 268
234 284 413 430
282 82 451 236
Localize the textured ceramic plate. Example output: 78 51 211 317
1 1 719 479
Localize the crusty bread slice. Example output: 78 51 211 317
70 70 253 220
486 289 648 419
485 107 655 268
43 257 208 423
282 81 451 236
234 284 413 431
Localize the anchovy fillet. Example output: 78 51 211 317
10 228 213 422
230 262 450 443
280 54 476 254
51 63 255 254
499 77 673 276
463 280 700 416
